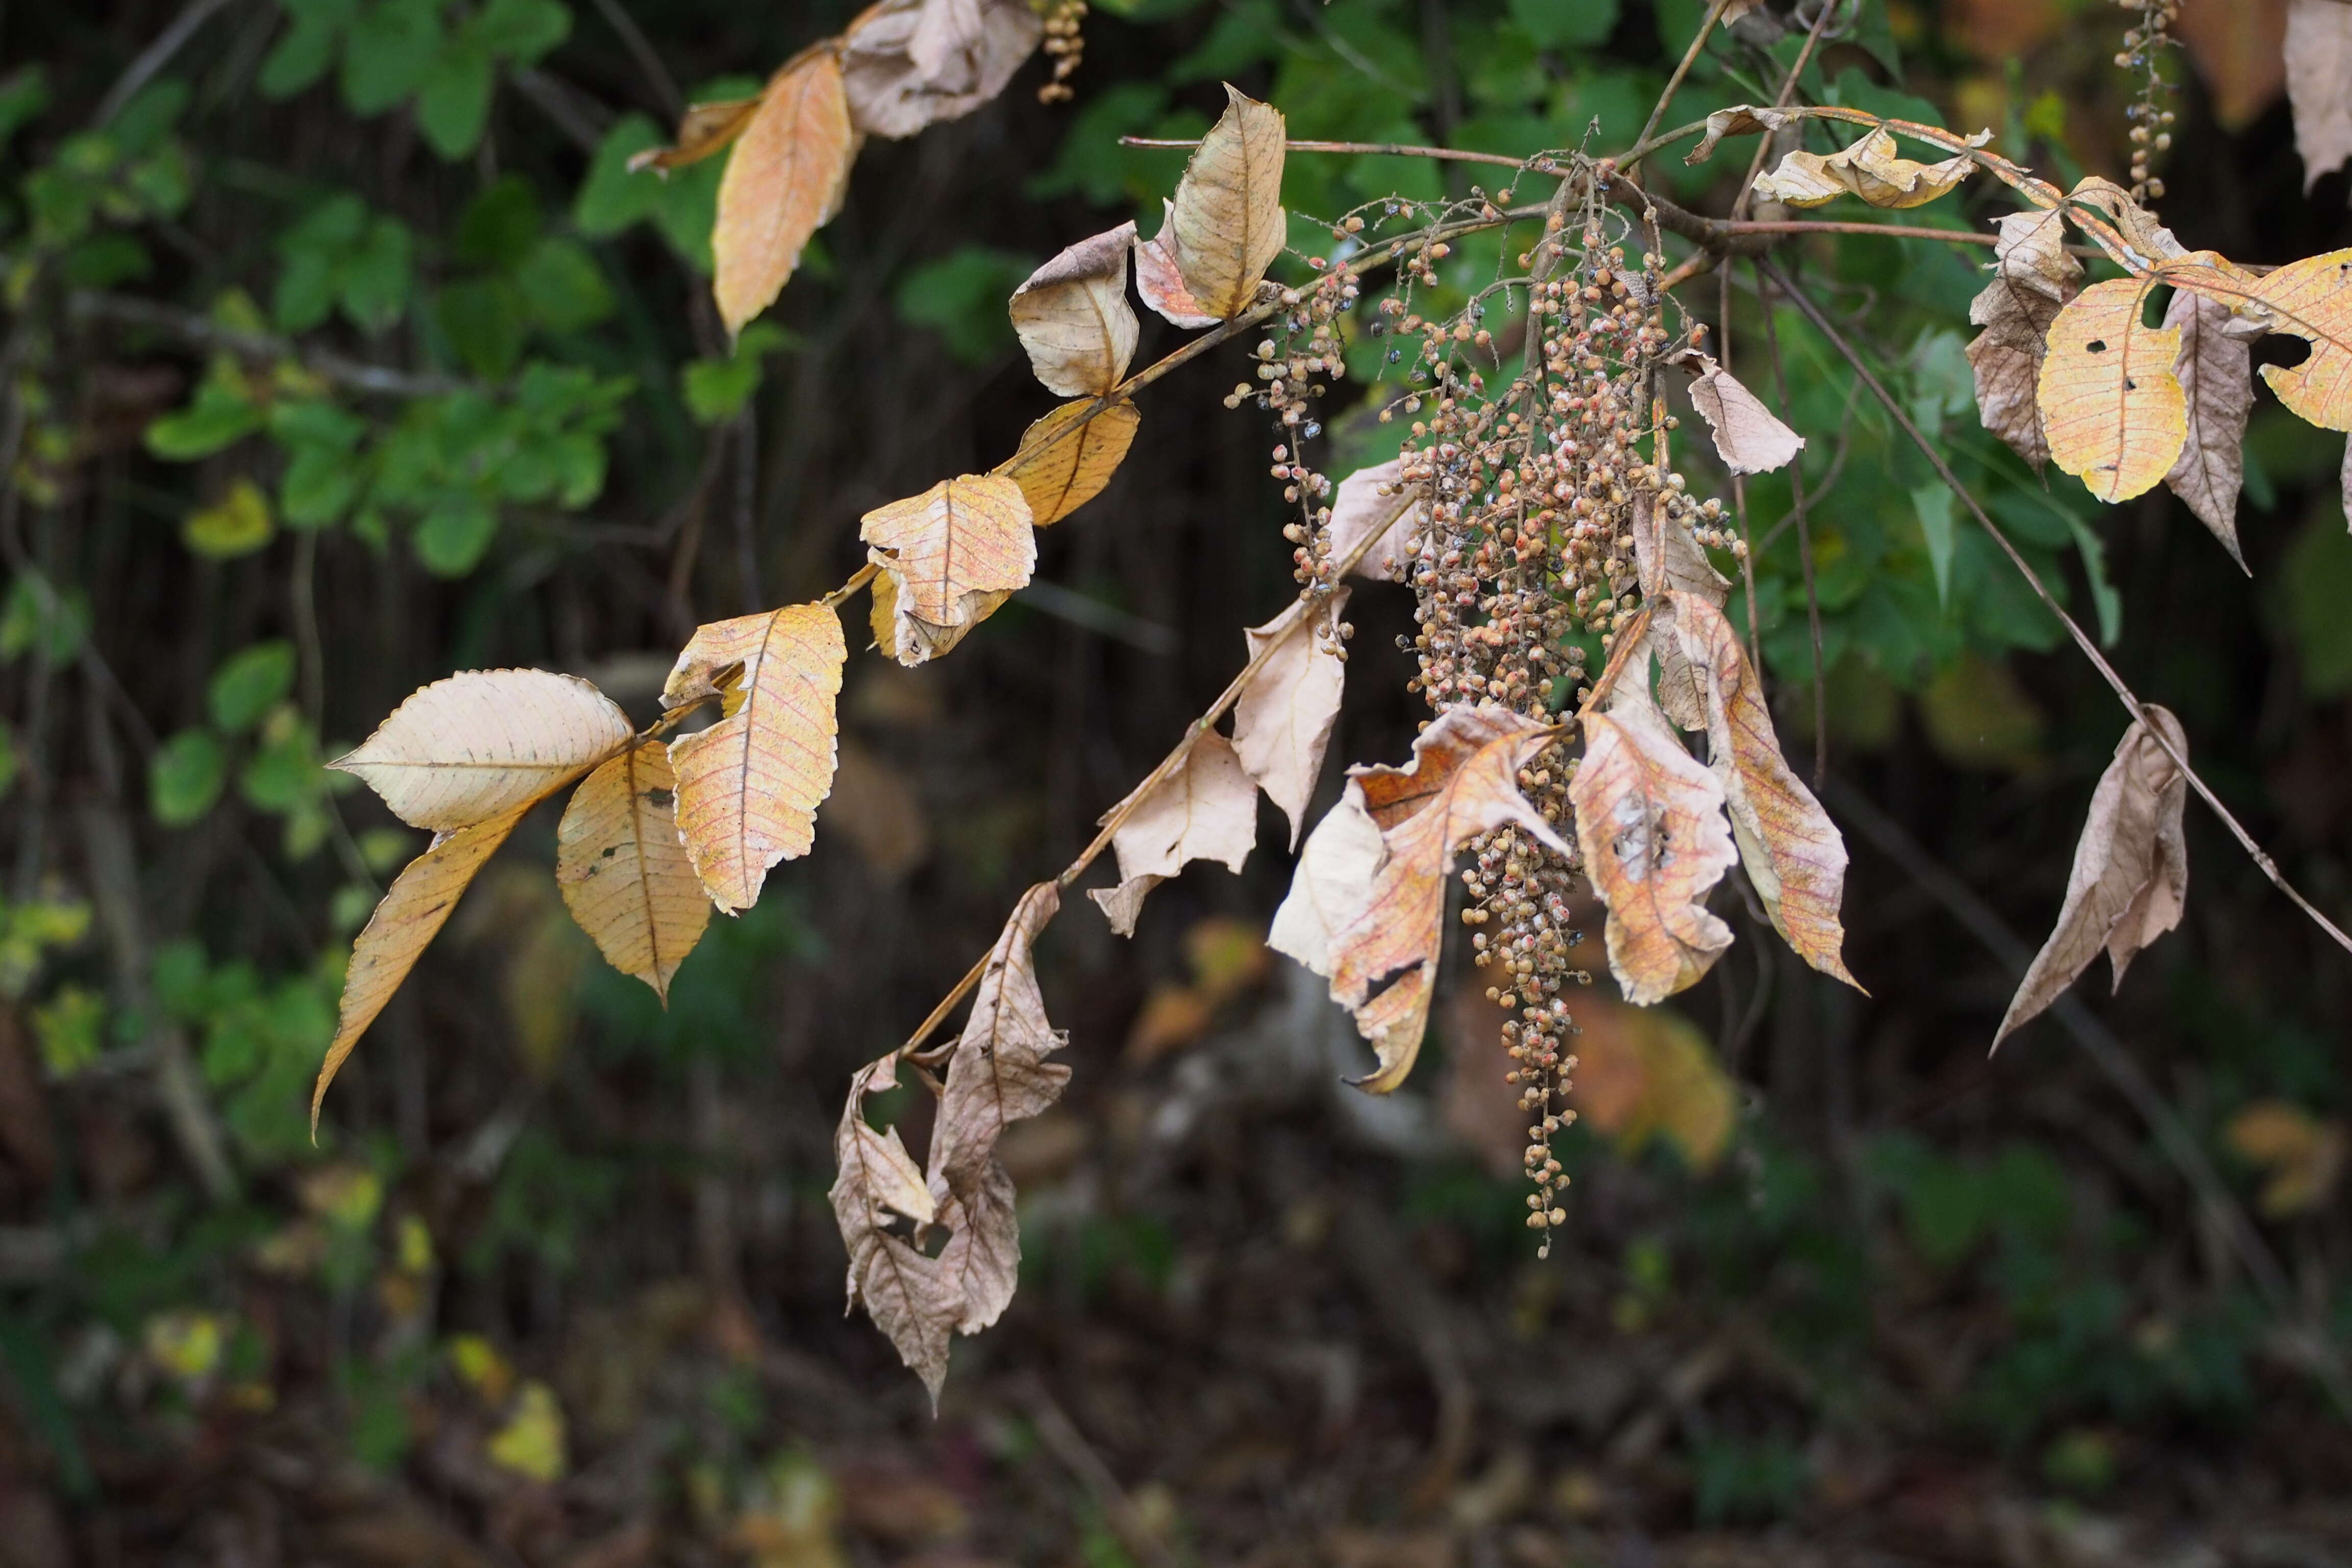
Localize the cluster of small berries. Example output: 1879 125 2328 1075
1036 0 1087 104
2113 0 2179 204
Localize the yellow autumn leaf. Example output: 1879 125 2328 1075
1168 84 1286 320
2237 247 2352 431
315 804 530 1132
860 474 1035 665
664 602 847 913
713 42 857 336
331 669 633 832
556 740 713 1001
486 1381 567 1483
184 479 274 559
2037 275 2187 503
995 398 1141 525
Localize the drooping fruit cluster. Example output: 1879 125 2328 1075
2113 0 2179 204
1036 0 1088 103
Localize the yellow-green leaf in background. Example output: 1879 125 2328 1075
184 478 275 559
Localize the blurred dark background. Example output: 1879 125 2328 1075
0 0 2349 1562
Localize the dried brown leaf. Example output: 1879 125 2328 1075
1328 707 1570 1092
1750 125 1983 210
928 881 1066 1331
1267 781 1384 978
1995 706 2190 1045
1570 687 1738 1007
1673 351 1804 475
1133 201 1220 329
861 475 1037 665
1168 85 1285 320
1965 208 2082 473
829 1055 961 1399
1327 458 1427 583
555 740 713 1002
1684 104 1794 165
1629 486 1728 606
2288 0 2352 192
712 43 857 336
821 739 932 880
314 805 529 1132
627 96 763 173
995 398 1140 525
840 0 1041 140
331 669 632 832
1008 223 1138 398
1088 730 1259 937
2162 286 2258 569
663 603 847 912
1233 593 1348 849
1661 592 1857 987
2039 276 2187 503
867 572 1008 664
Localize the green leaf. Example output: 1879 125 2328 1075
208 642 298 733
238 711 321 813
1509 0 1618 48
681 322 793 424
2063 514 2122 648
151 728 228 826
1911 482 1954 607
146 368 263 460
31 986 105 1076
456 174 542 268
0 577 89 667
0 68 50 155
340 0 442 115
436 276 528 380
894 247 1035 365
2279 507 2352 699
572 113 663 234
58 233 150 288
260 0 358 97
274 246 339 333
478 0 570 63
513 236 612 332
281 445 363 527
414 494 498 575
184 479 276 559
0 718 18 804
108 80 188 155
415 26 495 160
341 215 413 333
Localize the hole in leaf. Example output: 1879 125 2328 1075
2085 339 2109 353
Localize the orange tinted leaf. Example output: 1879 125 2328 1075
555 741 713 1002
663 603 847 912
1133 200 1220 329
713 44 857 336
1167 85 1285 320
995 399 1140 525
2242 248 2352 431
2038 276 2187 503
861 475 1036 665
627 96 763 173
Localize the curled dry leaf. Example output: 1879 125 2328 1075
1168 85 1286 321
2066 177 2187 263
1267 781 1384 978
829 883 1067 1399
1088 730 1259 937
1671 351 1804 476
1995 706 2189 1045
1965 207 2082 474
712 42 857 336
829 1055 961 1398
1232 592 1348 849
995 398 1141 525
1570 685 1738 1007
2162 286 2259 569
2239 248 2352 431
2288 0 2352 193
1328 706 1569 1092
1008 223 1138 398
1629 487 1728 607
2038 276 2187 503
840 0 1041 140
663 603 847 912
1750 125 1983 210
1327 458 1427 582
927 881 1067 1334
627 96 763 174
331 669 633 832
1684 103 1794 165
1660 593 1857 987
315 805 530 1132
862 475 1037 664
556 740 713 1002
1132 202 1220 329
867 570 1008 665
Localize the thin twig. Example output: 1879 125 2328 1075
1634 0 1735 175
93 0 235 127
1765 259 2352 955
1718 266 1761 668
69 291 473 398
585 0 681 116
1728 0 1839 224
